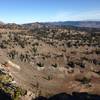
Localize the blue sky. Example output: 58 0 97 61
0 0 100 23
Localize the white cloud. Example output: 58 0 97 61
51 10 100 21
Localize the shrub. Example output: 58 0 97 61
67 61 75 68
37 62 44 67
51 63 57 68
76 77 91 84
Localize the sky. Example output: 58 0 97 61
0 0 100 24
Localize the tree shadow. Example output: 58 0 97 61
0 89 12 100
34 92 100 100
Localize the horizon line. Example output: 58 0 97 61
1 20 100 25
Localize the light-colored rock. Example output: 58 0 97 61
7 60 21 70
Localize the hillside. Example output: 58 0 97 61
0 22 100 100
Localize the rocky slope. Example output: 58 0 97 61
0 23 100 100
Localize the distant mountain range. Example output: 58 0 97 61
23 21 100 28
0 21 100 28
50 21 100 28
